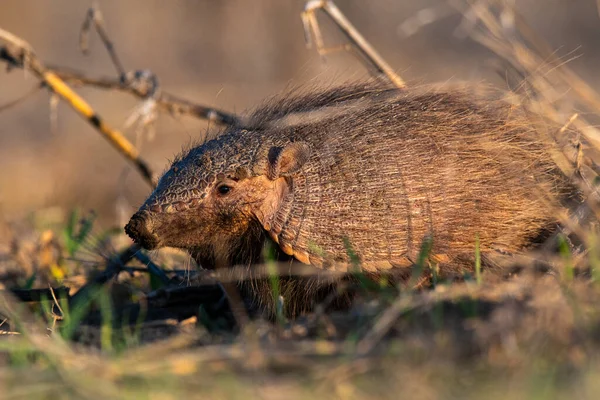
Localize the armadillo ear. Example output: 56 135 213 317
267 142 311 180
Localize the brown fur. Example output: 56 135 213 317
125 81 576 315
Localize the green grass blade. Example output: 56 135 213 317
475 234 482 285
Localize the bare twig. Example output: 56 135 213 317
133 251 172 286
80 3 126 77
0 83 42 112
0 28 156 187
7 287 70 303
76 3 240 127
50 67 239 125
79 4 162 142
302 0 406 88
0 289 74 356
48 285 65 320
69 244 141 307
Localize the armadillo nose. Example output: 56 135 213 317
124 211 161 250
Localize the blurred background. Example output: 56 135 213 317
1 0 600 241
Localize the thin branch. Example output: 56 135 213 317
7 287 70 303
0 29 156 187
68 244 141 307
48 285 65 319
0 83 42 112
133 251 172 286
50 66 240 126
80 3 126 77
302 0 406 88
77 3 240 127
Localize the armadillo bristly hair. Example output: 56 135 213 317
127 81 573 277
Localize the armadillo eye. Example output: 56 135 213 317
217 184 232 195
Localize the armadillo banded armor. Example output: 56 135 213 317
127 82 570 272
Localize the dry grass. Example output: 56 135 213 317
2 222 600 399
3 1 600 399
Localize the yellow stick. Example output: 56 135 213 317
43 71 155 187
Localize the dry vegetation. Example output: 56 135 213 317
2 1 600 399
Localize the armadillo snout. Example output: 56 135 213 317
125 210 161 250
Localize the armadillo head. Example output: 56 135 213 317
125 129 310 268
